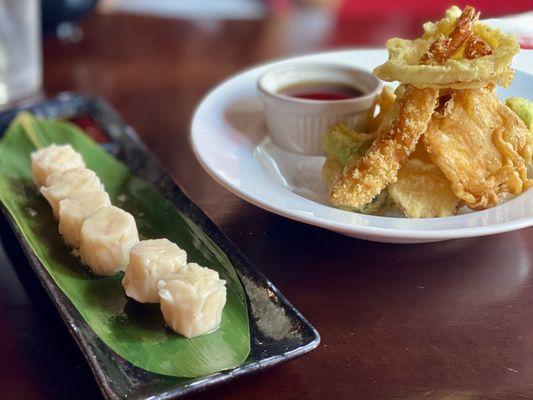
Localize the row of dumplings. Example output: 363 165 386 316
31 143 226 338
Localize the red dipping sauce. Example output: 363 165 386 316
279 82 364 101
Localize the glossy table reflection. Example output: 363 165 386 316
2 9 533 400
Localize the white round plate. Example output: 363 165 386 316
191 49 533 243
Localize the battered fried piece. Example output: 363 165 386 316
419 6 479 66
391 34 508 217
465 35 493 59
374 6 518 89
329 6 479 209
389 143 460 218
424 88 533 210
329 86 439 208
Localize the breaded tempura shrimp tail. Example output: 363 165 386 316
465 35 493 59
419 5 479 66
329 86 439 208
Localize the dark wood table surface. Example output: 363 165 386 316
2 8 533 400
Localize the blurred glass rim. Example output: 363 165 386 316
97 0 266 20
0 0 42 107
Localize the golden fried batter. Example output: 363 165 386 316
329 85 439 208
424 88 533 210
389 143 460 218
329 6 478 209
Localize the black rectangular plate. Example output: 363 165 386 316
0 93 320 400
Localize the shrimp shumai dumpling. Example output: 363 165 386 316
122 239 187 303
80 206 139 276
40 167 104 218
31 144 85 187
158 263 227 338
58 191 112 248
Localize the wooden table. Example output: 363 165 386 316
3 9 533 400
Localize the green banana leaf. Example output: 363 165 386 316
0 113 250 377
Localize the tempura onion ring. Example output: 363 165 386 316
373 6 519 89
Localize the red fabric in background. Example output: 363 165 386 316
268 0 533 47
335 0 533 46
338 0 533 20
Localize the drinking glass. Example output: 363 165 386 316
0 0 41 106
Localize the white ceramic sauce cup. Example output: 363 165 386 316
257 62 383 155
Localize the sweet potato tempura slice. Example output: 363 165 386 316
388 143 460 218
329 6 478 209
424 88 533 210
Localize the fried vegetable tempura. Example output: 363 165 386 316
506 97 533 133
321 124 376 186
389 143 460 218
322 5 531 218
424 88 533 209
329 6 478 209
